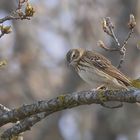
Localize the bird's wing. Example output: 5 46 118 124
85 50 131 86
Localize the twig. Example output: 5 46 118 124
17 0 29 10
97 40 120 52
121 29 134 51
0 0 35 38
110 27 121 47
117 28 134 68
117 54 125 69
0 15 30 24
0 33 4 38
100 15 136 69
105 17 121 47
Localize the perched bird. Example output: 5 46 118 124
66 48 140 90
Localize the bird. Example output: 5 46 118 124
66 48 140 90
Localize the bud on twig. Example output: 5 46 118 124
102 18 111 35
128 14 136 29
97 40 105 49
25 3 35 17
0 60 7 68
105 17 114 29
0 25 12 34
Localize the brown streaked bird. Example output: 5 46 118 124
66 48 140 89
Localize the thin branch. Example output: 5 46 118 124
0 0 34 24
105 17 121 47
117 29 134 69
0 15 18 23
100 15 136 69
0 15 30 24
0 0 35 38
110 27 121 47
117 53 126 69
97 40 120 52
17 0 29 10
0 33 4 38
1 89 140 138
121 29 134 50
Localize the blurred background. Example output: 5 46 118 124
0 0 140 140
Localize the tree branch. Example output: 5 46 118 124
1 112 48 139
0 89 140 138
0 104 10 114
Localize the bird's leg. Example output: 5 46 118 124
96 85 123 109
96 85 107 90
91 85 106 92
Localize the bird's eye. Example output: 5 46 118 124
70 50 79 61
72 54 76 58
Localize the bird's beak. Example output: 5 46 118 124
69 61 77 67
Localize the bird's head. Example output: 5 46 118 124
66 48 84 67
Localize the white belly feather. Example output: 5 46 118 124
78 67 123 89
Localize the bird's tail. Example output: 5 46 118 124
131 78 140 89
